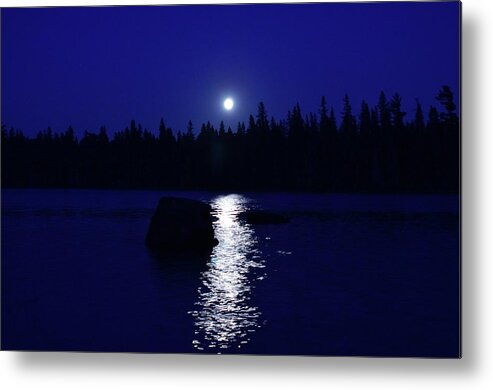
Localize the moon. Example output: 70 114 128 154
223 98 234 111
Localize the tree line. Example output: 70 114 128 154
1 86 459 193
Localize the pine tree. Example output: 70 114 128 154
340 94 356 135
359 100 371 135
414 101 425 132
256 102 269 132
319 96 330 136
390 93 406 129
436 85 457 121
185 120 195 141
378 91 391 130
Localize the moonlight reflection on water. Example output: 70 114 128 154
189 194 265 352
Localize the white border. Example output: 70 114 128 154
2 1 493 390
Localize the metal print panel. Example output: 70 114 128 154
1 1 461 357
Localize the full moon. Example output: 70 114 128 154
223 98 234 111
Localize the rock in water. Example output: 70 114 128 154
145 197 218 253
241 210 290 225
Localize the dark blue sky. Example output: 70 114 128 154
2 2 460 137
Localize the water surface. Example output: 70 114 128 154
1 189 460 356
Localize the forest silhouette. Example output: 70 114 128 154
1 86 459 193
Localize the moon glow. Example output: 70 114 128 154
224 98 234 110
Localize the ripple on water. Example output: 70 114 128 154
189 194 265 353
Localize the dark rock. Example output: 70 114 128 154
240 210 290 225
145 197 218 253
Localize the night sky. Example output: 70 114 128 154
1 2 460 137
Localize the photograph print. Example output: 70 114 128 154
1 1 461 357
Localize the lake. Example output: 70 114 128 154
1 189 460 357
